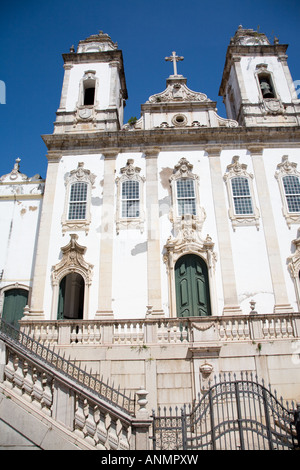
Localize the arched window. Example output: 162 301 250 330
258 74 275 99
2 288 28 329
80 71 97 107
175 254 211 318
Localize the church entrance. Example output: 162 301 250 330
57 272 84 320
2 288 28 329
175 254 211 317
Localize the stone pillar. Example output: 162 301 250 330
207 146 242 315
133 388 152 450
109 61 120 108
27 153 61 319
145 148 164 317
96 149 118 319
249 146 293 313
58 64 73 110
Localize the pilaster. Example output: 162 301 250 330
207 146 242 315
249 145 293 313
145 147 164 317
27 153 61 319
95 149 119 319
58 64 73 110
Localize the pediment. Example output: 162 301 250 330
147 76 210 104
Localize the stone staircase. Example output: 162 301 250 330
0 320 151 450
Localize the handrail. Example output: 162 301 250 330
0 319 135 416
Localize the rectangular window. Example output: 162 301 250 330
231 177 253 215
122 180 140 218
283 175 300 212
177 179 196 216
68 182 88 220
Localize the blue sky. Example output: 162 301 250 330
0 0 299 179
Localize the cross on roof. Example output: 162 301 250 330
165 51 184 76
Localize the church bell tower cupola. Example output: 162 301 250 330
54 31 128 133
219 26 300 127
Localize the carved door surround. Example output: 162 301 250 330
163 214 218 318
51 234 93 320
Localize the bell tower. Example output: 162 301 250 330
54 31 128 133
219 26 300 126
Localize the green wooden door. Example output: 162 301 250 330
2 288 28 329
175 255 211 318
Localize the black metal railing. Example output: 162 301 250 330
0 319 135 415
152 373 299 451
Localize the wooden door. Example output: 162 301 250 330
2 288 28 329
175 255 211 317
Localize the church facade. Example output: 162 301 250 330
1 26 300 419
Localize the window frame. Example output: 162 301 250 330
61 162 96 234
224 156 260 230
169 158 206 234
116 159 145 234
275 155 300 227
121 179 140 219
68 181 88 221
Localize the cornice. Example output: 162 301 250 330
42 126 300 154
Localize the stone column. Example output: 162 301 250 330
145 148 164 317
249 146 293 313
27 153 61 319
96 149 118 319
207 146 242 315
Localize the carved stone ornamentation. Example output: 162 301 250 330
223 156 260 230
169 157 206 234
52 234 94 287
61 162 96 234
115 159 146 234
147 80 210 104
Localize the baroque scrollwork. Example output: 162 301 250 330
115 159 145 234
51 234 94 287
61 162 96 234
223 156 260 230
147 80 210 104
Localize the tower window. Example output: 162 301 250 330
84 86 95 105
258 74 275 99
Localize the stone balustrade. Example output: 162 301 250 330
0 332 152 450
20 313 300 346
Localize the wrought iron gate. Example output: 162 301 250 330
152 374 299 450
